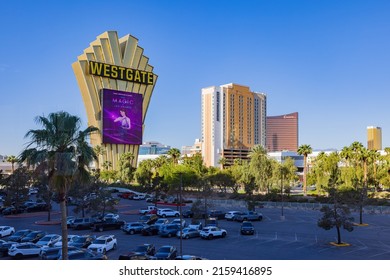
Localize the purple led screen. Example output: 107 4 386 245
102 89 143 145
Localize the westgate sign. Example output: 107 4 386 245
89 61 154 85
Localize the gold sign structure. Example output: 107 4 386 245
72 31 158 170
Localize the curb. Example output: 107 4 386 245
329 242 351 247
35 220 62 225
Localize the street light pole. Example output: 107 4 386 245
179 172 183 257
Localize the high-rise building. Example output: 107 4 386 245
367 126 382 150
201 83 266 167
266 112 299 152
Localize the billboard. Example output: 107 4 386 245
102 89 143 145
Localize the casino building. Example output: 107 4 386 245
266 112 299 152
201 83 267 168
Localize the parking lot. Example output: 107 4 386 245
1 196 390 260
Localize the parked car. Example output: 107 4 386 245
170 218 186 228
177 227 200 239
154 218 169 229
205 218 218 227
36 234 61 247
40 246 79 260
26 202 50 212
8 242 42 259
1 206 20 215
92 218 125 232
152 245 177 260
20 230 47 243
0 226 15 238
117 192 135 199
157 208 180 218
87 235 117 254
70 217 98 230
118 243 156 259
138 214 158 225
66 216 76 228
7 229 33 242
208 210 226 220
53 234 79 247
103 213 119 220
159 224 180 237
0 240 17 257
141 224 160 236
133 194 146 200
240 221 255 235
234 211 263 222
122 222 145 235
68 235 96 248
175 255 206 260
200 226 227 240
67 248 108 260
188 221 203 230
182 209 207 219
225 211 245 221
139 205 158 215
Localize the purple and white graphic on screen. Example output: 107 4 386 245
102 89 143 145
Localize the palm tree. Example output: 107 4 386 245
218 157 227 170
297 144 312 195
20 111 98 259
167 148 181 165
93 145 105 171
5 155 18 173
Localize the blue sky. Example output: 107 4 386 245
1 0 389 156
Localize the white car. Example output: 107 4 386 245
36 234 61 247
225 211 244 221
200 226 227 240
104 213 119 220
157 208 180 218
0 226 15 238
53 235 79 247
8 242 42 259
133 194 146 200
170 218 186 228
87 235 117 254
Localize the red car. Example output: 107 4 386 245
117 192 134 199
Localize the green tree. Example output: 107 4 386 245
5 155 18 173
218 157 227 170
2 167 30 210
297 144 312 195
167 148 181 165
93 145 105 171
20 111 98 260
249 145 273 193
118 152 135 184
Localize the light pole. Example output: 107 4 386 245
179 172 183 257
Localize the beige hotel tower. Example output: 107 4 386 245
201 83 266 167
367 126 382 150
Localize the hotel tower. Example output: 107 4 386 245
367 126 382 150
201 83 266 167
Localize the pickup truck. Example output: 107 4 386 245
92 218 126 232
139 206 158 215
233 211 263 222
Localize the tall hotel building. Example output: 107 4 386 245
266 112 299 152
367 126 382 150
201 83 266 167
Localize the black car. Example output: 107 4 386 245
141 224 160 236
208 210 226 220
26 202 50 212
182 210 207 219
0 241 17 257
240 221 255 235
70 217 98 230
7 229 33 242
20 230 47 243
68 235 96 248
152 245 177 260
1 206 23 215
118 243 155 259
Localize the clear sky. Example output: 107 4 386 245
1 0 389 156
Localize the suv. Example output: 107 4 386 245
122 222 145 235
157 208 180 218
225 211 245 221
87 235 117 254
70 217 98 230
234 211 263 222
159 224 180 237
200 226 227 240
208 210 226 220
